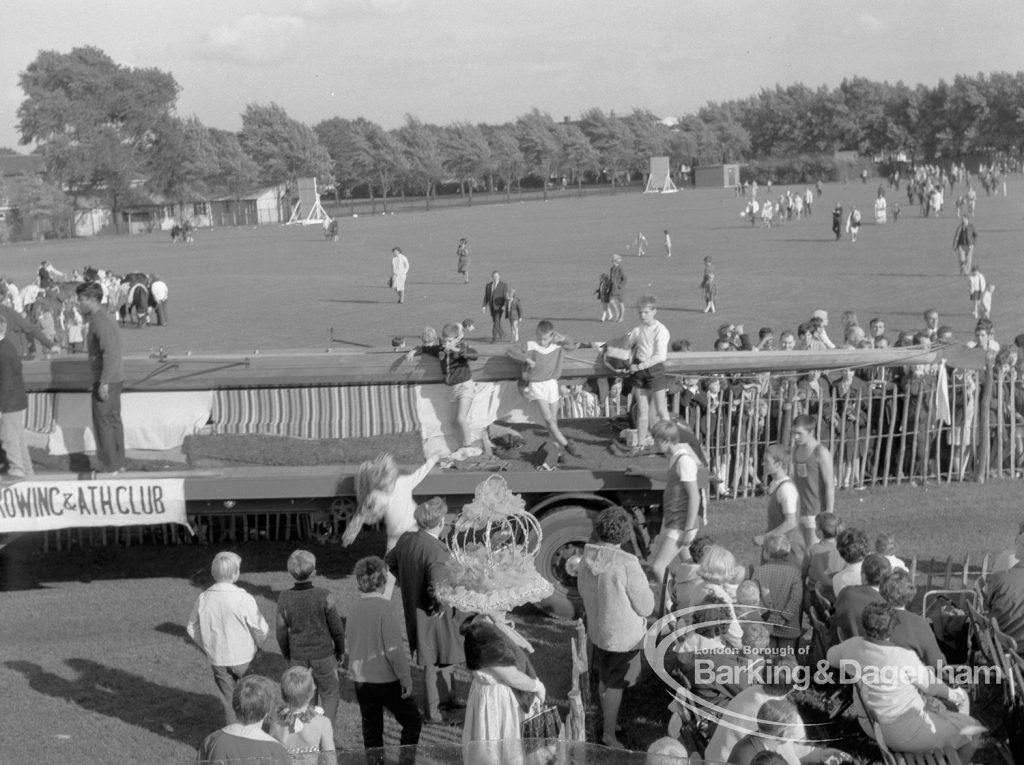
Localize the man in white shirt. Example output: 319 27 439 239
625 296 670 455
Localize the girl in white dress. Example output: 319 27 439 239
461 620 545 765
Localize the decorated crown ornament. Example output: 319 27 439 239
434 475 553 614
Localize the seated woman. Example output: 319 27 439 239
827 601 985 762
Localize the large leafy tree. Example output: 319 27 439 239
238 103 333 194
146 115 218 219
17 46 179 233
442 122 491 205
315 117 362 200
578 108 633 188
515 110 561 200
484 124 525 201
10 175 73 239
622 109 670 179
556 123 599 194
334 118 406 213
206 128 259 225
396 116 444 208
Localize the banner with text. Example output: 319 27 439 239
0 478 189 534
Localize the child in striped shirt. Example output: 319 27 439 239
508 320 582 458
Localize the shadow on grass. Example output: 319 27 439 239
5 658 222 748
0 535 384 592
317 298 387 305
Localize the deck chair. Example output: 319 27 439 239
921 587 978 618
990 617 1020 699
805 599 832 666
666 664 734 756
852 683 963 765
808 585 834 622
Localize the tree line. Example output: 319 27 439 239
7 46 1024 234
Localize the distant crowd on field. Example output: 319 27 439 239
0 260 169 358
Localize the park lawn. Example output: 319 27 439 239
1 477 1021 764
1 178 1021 358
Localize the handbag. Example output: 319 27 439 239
387 276 394 288
521 701 562 739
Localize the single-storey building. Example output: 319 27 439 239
693 164 743 189
210 187 286 227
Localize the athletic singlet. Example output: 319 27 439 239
792 443 828 518
766 476 806 558
662 446 699 531
766 476 794 532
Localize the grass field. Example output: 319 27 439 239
3 178 1023 354
2 178 1024 763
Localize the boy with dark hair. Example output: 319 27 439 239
386 497 465 723
753 535 804 653
791 414 835 548
507 320 581 458
830 553 891 643
802 512 844 602
276 550 346 725
627 420 703 591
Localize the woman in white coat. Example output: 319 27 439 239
390 247 409 303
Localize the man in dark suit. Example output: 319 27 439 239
481 270 510 342
0 315 33 482
830 554 891 644
385 497 465 723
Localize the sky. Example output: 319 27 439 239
3 0 1024 152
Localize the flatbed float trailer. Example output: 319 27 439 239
177 461 663 618
8 344 983 617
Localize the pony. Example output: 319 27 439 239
119 273 150 328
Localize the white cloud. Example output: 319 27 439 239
198 14 306 65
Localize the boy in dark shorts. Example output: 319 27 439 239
576 508 655 748
626 420 705 592
624 295 670 455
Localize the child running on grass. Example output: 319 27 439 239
508 320 582 458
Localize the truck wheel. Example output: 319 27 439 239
536 505 597 619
